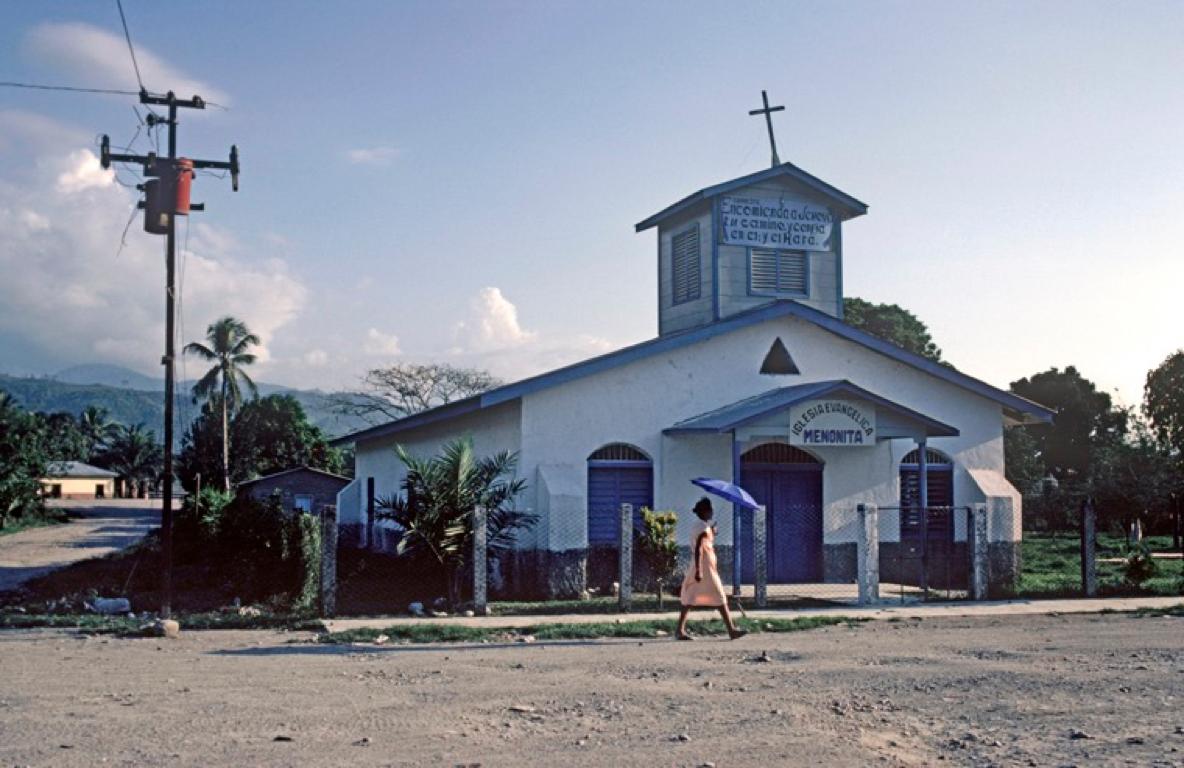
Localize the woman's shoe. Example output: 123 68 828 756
676 633 694 641
728 629 748 640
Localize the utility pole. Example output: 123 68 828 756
101 89 239 618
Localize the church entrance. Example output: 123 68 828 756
739 443 823 583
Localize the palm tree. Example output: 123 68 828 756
107 424 163 498
376 437 535 608
79 406 120 461
184 316 260 491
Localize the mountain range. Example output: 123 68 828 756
0 364 376 446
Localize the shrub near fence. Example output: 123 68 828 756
174 489 323 612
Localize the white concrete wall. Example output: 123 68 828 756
41 476 115 499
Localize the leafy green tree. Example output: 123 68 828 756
79 406 121 461
177 394 345 491
1089 416 1179 534
104 423 164 498
1144 350 1184 468
376 438 535 608
184 316 260 491
231 395 343 478
0 393 48 528
1009 366 1128 482
1004 425 1044 496
843 297 943 362
37 411 88 462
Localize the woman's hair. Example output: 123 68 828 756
693 497 713 516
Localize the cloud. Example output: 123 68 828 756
303 349 329 367
363 328 401 356
447 287 617 381
345 146 400 166
24 22 227 104
0 118 305 380
453 287 538 353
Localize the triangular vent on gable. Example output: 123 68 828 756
760 337 800 375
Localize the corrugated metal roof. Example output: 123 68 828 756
45 461 119 478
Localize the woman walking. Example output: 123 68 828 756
676 497 747 641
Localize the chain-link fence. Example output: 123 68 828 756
1020 494 1184 599
876 506 972 603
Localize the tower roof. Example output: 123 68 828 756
635 162 869 233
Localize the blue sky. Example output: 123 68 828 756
1 1 1181 408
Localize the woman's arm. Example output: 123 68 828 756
694 531 707 581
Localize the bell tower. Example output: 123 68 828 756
635 95 868 336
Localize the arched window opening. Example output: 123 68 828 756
587 444 652 547
742 442 820 464
899 448 954 542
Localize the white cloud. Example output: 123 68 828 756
345 146 399 166
0 119 306 380
446 286 617 381
453 287 538 353
303 349 329 367
363 328 401 356
24 22 227 104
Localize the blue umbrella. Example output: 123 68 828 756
691 477 761 511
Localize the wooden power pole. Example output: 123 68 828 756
100 89 239 617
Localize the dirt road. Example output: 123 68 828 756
1 612 1182 766
0 501 160 593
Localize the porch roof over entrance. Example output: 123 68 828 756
664 380 960 440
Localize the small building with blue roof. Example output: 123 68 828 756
333 159 1052 600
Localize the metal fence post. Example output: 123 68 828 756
753 505 768 608
970 504 988 601
472 504 488 615
857 503 880 605
1080 496 1097 597
619 503 633 612
319 505 338 618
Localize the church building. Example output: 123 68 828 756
333 114 1053 599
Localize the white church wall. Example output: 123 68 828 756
517 310 1017 556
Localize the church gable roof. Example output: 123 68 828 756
634 162 869 233
333 300 1052 447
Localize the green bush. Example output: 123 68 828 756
636 508 679 608
1123 542 1159 587
174 490 322 612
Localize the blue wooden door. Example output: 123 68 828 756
587 465 652 545
740 466 823 583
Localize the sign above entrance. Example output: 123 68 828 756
719 196 834 251
789 399 876 447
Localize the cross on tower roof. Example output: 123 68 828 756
749 90 785 168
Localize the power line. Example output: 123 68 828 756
115 0 145 92
0 81 139 96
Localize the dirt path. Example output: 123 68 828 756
1 613 1182 767
0 501 160 593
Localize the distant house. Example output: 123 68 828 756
237 467 353 515
41 461 118 500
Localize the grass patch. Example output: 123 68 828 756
320 614 858 645
1019 532 1183 598
0 507 73 537
489 594 838 616
0 610 325 636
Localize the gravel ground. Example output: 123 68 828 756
1 612 1182 767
